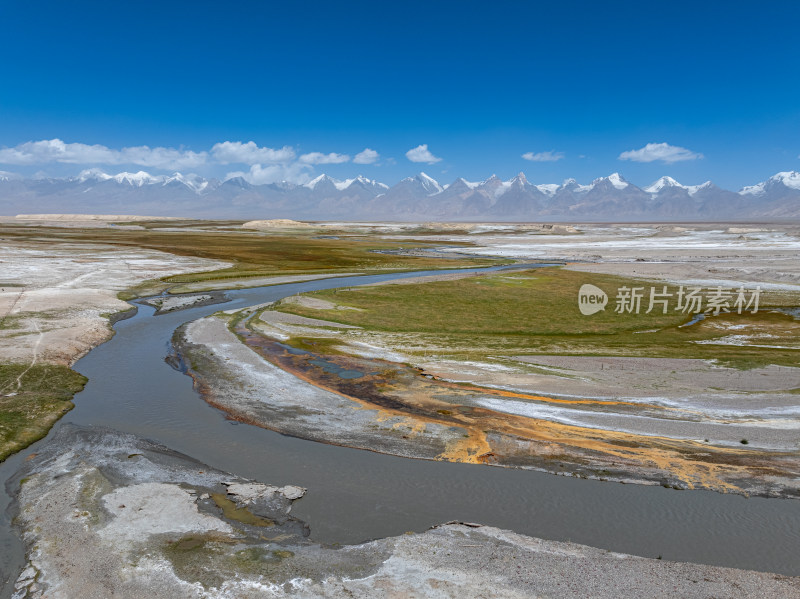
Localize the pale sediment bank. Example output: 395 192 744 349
177 313 800 498
0 241 228 366
178 315 466 461
140 291 230 315
0 241 231 465
11 425 800 599
433 223 800 289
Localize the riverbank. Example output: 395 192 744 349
0 239 229 462
0 220 504 465
2 221 799 596
3 264 800 596
178 309 800 497
11 425 800 598
175 263 800 498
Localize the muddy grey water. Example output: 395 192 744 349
2 266 800 592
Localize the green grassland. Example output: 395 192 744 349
0 223 507 298
0 222 505 461
273 268 800 369
0 364 86 461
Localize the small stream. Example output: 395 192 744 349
1 265 799 593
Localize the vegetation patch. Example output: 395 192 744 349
210 493 275 527
272 267 800 368
161 532 296 588
162 534 228 589
0 225 505 299
0 363 86 462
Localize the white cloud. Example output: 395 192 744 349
210 141 295 164
0 138 208 170
298 151 351 165
121 145 207 169
353 148 379 164
405 144 442 164
225 162 313 185
0 139 115 165
618 142 703 163
521 150 564 162
0 138 368 177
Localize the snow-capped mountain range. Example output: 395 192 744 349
75 168 212 192
1 169 798 220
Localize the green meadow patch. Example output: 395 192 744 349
0 363 87 461
0 224 506 298
273 268 800 368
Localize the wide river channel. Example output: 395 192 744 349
1 266 799 593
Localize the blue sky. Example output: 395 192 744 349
0 0 798 188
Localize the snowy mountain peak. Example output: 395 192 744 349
562 178 593 193
685 181 713 196
74 168 211 192
3 169 800 219
333 175 388 191
645 177 714 197
770 171 800 189
112 171 163 186
347 175 389 190
739 171 800 195
164 172 210 192
303 174 333 189
644 176 684 193
302 174 385 192
333 179 352 191
770 170 800 183
535 183 560 197
510 172 529 185
76 168 113 182
417 172 443 194
604 173 629 189
457 177 481 189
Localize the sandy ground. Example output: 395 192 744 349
2 215 182 230
431 224 800 289
249 224 800 456
180 315 466 459
280 295 364 310
0 241 228 366
419 356 800 450
319 222 581 235
180 310 800 497
12 425 800 599
242 219 314 229
246 302 800 452
140 292 229 314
